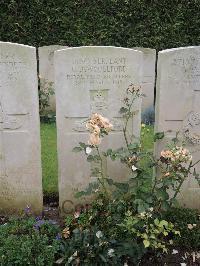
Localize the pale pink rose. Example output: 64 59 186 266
89 133 101 146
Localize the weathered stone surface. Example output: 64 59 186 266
155 46 200 209
39 45 67 112
134 48 156 121
55 46 143 214
0 42 43 214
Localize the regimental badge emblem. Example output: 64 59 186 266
183 112 200 145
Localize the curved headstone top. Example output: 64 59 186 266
39 45 68 112
56 45 143 50
155 46 200 209
0 41 35 48
159 46 200 53
54 46 143 214
0 42 42 214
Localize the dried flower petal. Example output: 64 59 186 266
62 227 70 238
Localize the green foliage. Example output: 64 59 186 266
61 198 147 265
58 227 138 265
1 1 200 50
39 78 54 116
120 210 180 252
40 113 56 124
0 217 60 266
163 207 200 249
154 132 165 142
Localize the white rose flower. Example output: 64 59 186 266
108 248 115 257
172 249 178 254
131 165 137 171
86 146 92 154
96 230 103 238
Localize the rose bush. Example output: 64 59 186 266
57 85 199 265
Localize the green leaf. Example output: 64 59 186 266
169 198 179 207
154 132 164 142
119 107 129 114
154 218 160 226
161 201 170 211
128 143 140 150
143 239 150 248
114 182 129 192
103 149 113 156
106 178 114 186
87 155 95 162
156 188 169 201
79 142 86 148
174 230 180 236
91 167 101 176
193 169 200 186
159 220 168 227
134 199 149 213
72 146 83 152
99 254 107 262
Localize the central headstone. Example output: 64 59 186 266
155 46 200 209
0 42 43 214
55 46 143 214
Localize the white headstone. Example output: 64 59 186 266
55 46 143 214
134 48 156 121
0 42 43 214
39 45 67 112
155 46 200 209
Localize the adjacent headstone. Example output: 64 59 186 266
134 48 156 123
39 45 67 112
55 46 143 214
155 46 200 209
0 42 43 214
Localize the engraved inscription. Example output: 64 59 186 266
66 56 131 85
73 119 88 132
169 55 200 84
183 112 200 144
0 52 27 83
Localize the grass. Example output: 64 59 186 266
141 125 154 151
40 123 58 196
40 123 154 196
